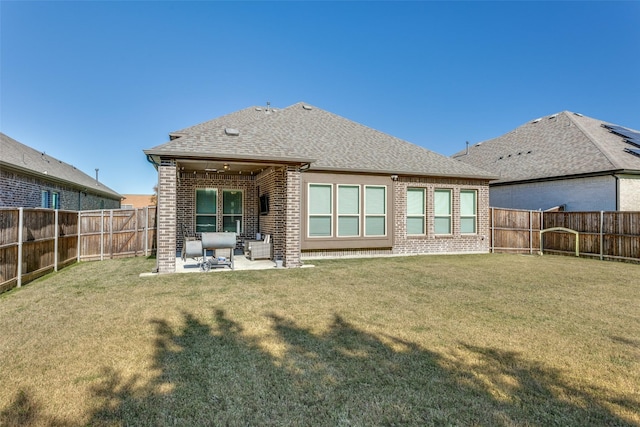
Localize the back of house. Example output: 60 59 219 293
144 102 496 273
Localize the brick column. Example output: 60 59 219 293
284 166 301 267
157 160 177 273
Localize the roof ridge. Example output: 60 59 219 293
564 111 619 169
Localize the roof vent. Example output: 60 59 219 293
255 107 263 111
574 112 583 117
302 105 313 110
225 128 239 136
532 118 542 124
549 114 558 120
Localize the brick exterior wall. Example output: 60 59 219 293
391 176 490 255
284 166 302 267
255 166 302 267
157 161 177 273
0 168 120 210
176 171 258 251
157 163 491 272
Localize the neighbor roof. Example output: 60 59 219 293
453 111 640 184
1 133 121 199
145 102 495 180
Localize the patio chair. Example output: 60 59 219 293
246 234 272 261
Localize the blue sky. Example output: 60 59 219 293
2 1 639 195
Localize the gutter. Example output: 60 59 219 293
142 150 316 166
490 169 640 187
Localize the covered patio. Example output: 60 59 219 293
175 252 280 273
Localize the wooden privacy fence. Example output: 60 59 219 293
0 207 156 292
490 207 640 262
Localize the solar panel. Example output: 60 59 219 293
624 148 640 157
604 124 640 140
603 124 640 149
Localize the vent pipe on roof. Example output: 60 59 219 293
466 141 469 155
95 168 99 182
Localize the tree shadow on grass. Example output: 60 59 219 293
83 309 636 426
0 388 69 427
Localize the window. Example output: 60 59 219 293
195 189 217 232
407 188 425 235
365 186 386 236
337 185 360 236
460 190 477 234
222 190 243 233
308 184 332 237
434 189 452 234
52 192 60 209
41 190 50 208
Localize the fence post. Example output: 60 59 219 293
144 206 149 256
600 211 604 261
54 209 59 272
109 209 114 259
529 210 533 254
490 207 495 253
77 211 81 262
100 210 105 261
17 207 23 288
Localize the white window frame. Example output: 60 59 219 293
434 189 452 235
308 183 333 238
407 188 426 235
337 184 361 237
222 189 243 233
460 190 477 234
364 185 387 237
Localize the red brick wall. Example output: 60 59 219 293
391 176 491 254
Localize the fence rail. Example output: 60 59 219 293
490 207 640 262
0 207 156 292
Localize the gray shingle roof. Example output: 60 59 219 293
1 132 121 199
452 111 640 183
145 102 495 180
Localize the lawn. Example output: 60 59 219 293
0 254 639 426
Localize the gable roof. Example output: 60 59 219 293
1 132 121 199
453 111 640 184
145 102 495 180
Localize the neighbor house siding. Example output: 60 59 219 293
618 175 640 211
490 175 617 212
0 167 120 210
392 176 490 255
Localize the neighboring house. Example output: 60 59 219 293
144 102 495 273
0 132 121 210
121 194 156 209
453 112 640 212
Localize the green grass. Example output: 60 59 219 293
1 254 639 426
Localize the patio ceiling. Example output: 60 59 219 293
177 159 286 176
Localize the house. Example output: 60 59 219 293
0 132 121 210
121 194 156 209
144 102 495 273
453 112 640 212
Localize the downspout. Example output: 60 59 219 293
614 174 620 211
